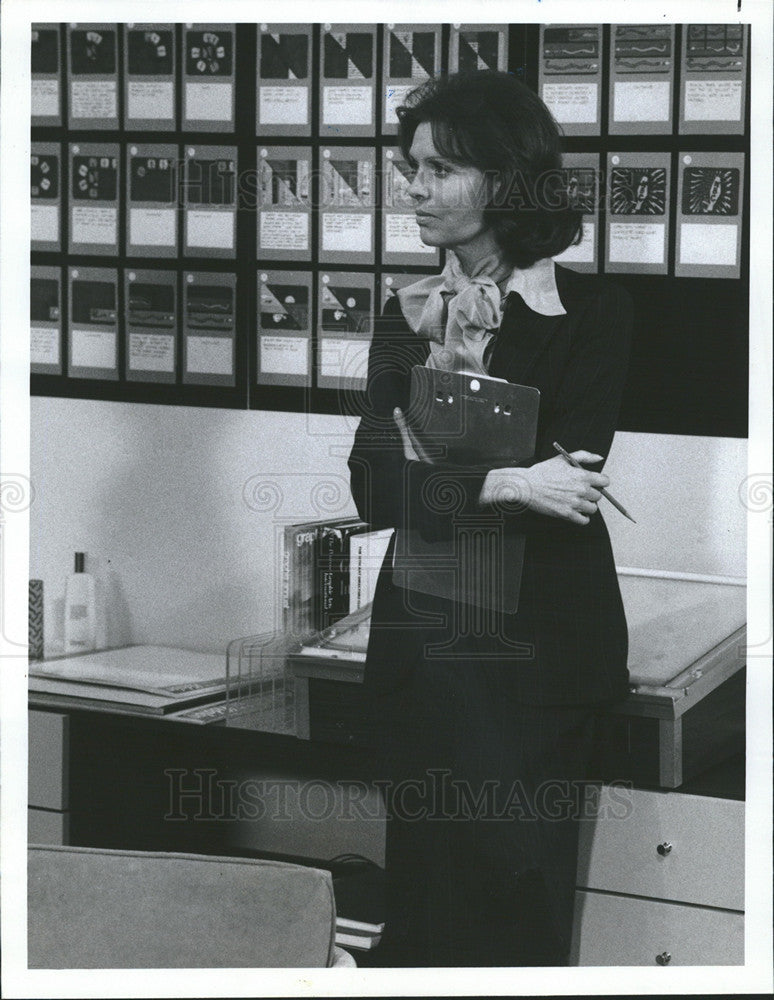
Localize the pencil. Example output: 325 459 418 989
552 441 637 524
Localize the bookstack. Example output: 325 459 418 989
282 517 393 641
335 915 385 953
332 861 385 953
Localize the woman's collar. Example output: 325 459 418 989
448 248 567 315
395 253 567 341
502 258 567 316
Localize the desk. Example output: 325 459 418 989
28 702 386 866
289 575 747 788
29 575 747 966
571 764 745 965
28 697 745 967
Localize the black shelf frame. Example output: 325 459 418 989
31 22 750 436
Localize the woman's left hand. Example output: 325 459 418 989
393 407 432 462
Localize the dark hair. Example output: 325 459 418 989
397 71 582 268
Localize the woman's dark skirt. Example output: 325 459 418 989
362 652 597 967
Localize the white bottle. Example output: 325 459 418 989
64 552 96 654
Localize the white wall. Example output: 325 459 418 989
604 431 746 579
30 397 361 655
30 398 746 655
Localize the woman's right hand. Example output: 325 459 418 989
479 452 609 525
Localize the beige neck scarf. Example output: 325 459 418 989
397 251 567 375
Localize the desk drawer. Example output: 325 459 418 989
29 710 69 811
577 785 744 910
572 890 744 966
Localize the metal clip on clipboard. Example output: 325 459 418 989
403 366 540 467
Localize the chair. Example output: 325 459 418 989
28 844 356 968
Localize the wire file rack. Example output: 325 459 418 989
225 630 307 734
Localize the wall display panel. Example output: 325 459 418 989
382 24 441 134
317 271 374 391
608 24 675 135
256 24 312 137
319 146 375 265
124 23 176 131
68 142 120 257
319 24 376 138
27 20 750 437
126 143 179 258
182 271 236 386
66 23 119 130
605 152 670 275
125 269 178 383
31 266 63 375
449 24 507 74
183 24 236 132
256 269 312 387
256 145 312 262
380 271 426 312
32 23 62 126
539 25 602 136
679 24 748 135
553 153 599 273
381 148 439 267
68 266 119 380
675 152 744 279
183 145 237 258
31 142 62 252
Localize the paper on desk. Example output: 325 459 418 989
296 602 371 661
30 645 227 696
28 676 185 710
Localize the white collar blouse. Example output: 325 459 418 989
396 250 567 376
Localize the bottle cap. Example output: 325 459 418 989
74 552 85 573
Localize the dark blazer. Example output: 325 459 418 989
348 263 634 706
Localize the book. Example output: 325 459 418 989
284 516 372 638
335 930 382 951
283 518 394 641
283 518 393 638
348 528 394 613
317 518 368 631
336 915 385 936
283 519 324 641
281 542 291 631
331 865 385 950
392 366 540 613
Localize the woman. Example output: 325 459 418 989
347 71 633 967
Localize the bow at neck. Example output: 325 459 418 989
397 251 566 375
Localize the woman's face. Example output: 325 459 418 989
406 121 497 256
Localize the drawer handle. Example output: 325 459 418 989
656 951 672 966
657 842 673 856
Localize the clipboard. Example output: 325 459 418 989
392 367 540 613
403 366 540 467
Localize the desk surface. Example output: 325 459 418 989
619 576 746 686
30 576 746 730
